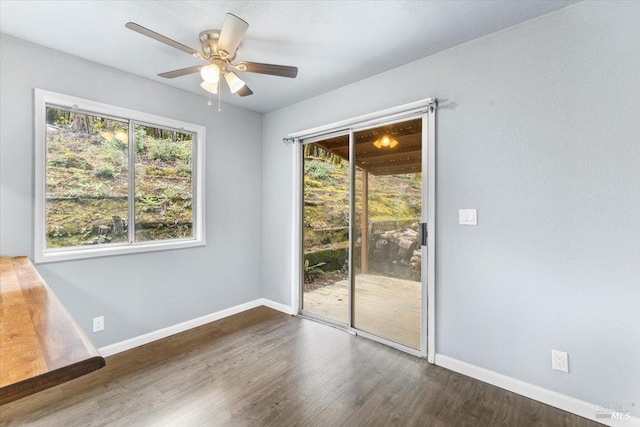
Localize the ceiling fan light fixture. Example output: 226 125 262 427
373 135 398 149
126 14 298 100
224 71 246 94
200 81 218 94
200 64 221 83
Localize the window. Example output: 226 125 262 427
35 89 205 262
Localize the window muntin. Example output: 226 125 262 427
35 90 205 262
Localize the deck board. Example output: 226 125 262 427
0 256 105 405
303 273 421 349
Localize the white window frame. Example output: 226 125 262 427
34 89 206 263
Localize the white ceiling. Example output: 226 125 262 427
0 1 577 114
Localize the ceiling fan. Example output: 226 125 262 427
125 13 298 98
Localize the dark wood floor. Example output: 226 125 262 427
0 307 601 426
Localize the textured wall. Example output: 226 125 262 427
0 34 263 347
262 1 640 414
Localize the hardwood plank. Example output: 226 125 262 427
0 306 602 426
0 256 105 405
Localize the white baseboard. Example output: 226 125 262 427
435 354 640 427
99 298 292 357
258 297 296 315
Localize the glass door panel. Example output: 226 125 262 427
301 135 350 323
352 119 423 349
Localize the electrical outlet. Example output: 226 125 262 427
551 349 569 372
93 316 104 333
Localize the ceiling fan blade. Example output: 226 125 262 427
158 65 203 79
235 62 298 78
126 22 199 56
237 85 253 97
218 14 249 57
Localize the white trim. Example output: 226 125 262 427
34 89 46 262
426 105 437 364
291 141 302 315
34 88 206 263
38 239 207 263
260 297 297 315
98 298 293 357
435 354 640 427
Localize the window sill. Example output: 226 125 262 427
35 239 205 264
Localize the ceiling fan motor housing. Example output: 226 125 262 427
199 30 236 60
199 30 221 57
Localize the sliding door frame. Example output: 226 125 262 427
290 98 437 362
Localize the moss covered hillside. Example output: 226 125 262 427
45 110 193 248
303 155 421 253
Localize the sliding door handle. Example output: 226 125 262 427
420 222 428 246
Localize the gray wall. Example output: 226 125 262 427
262 1 640 414
0 34 263 347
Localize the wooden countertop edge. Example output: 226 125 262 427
0 355 106 406
0 256 107 406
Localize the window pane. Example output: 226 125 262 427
301 138 350 323
133 124 193 242
45 107 129 248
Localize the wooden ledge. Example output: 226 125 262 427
0 256 105 405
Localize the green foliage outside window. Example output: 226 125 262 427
45 107 194 248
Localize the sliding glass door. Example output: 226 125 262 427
352 119 423 349
298 107 434 357
300 132 350 324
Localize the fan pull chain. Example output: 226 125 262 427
218 79 222 114
207 91 212 107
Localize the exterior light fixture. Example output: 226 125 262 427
373 135 399 149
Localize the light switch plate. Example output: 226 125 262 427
459 209 477 225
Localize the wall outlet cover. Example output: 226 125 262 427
93 316 104 333
551 349 569 373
